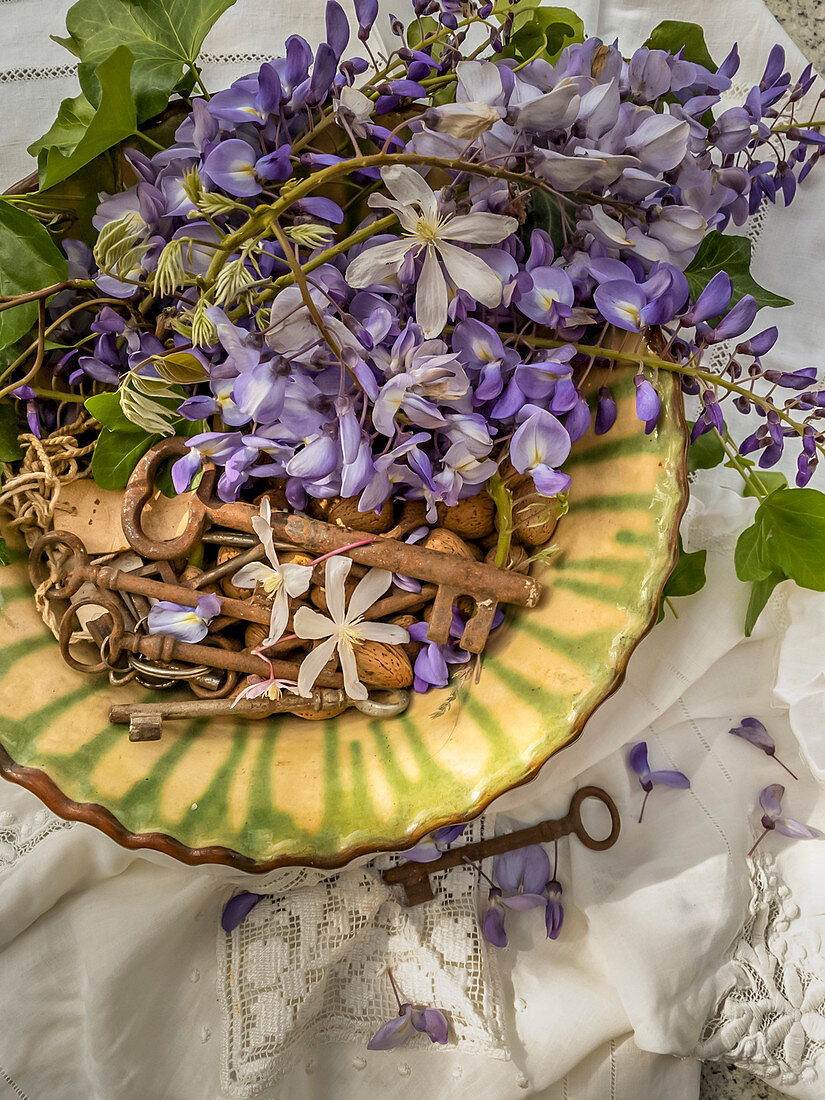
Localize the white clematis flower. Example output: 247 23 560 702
232 497 313 644
293 555 410 700
344 165 518 338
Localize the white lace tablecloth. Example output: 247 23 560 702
2 1 825 1097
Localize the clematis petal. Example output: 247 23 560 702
437 240 504 308
381 164 439 219
348 567 393 621
416 246 449 338
339 637 367 700
231 562 273 589
282 562 313 598
297 635 337 696
442 212 518 244
293 605 336 640
324 555 352 624
265 590 290 645
345 237 412 288
359 622 411 645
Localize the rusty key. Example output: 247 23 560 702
121 440 543 654
383 786 621 905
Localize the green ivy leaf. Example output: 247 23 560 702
734 520 773 582
742 470 787 499
687 425 724 472
525 188 576 254
0 200 68 352
54 0 237 122
0 536 9 568
90 426 161 489
642 20 718 72
658 535 706 619
685 232 793 313
735 487 825 634
84 390 134 431
29 47 138 191
760 487 825 590
496 5 584 66
744 572 784 636
0 403 24 462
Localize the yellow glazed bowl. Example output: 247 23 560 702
0 355 687 871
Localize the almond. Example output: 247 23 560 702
244 622 269 649
391 613 420 660
217 546 249 600
510 485 562 546
253 480 288 511
327 495 395 533
423 528 475 559
484 542 530 573
354 639 414 689
436 493 495 539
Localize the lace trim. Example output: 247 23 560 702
697 852 825 1089
218 821 508 1098
0 54 282 85
0 806 73 871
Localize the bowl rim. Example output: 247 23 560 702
0 366 689 873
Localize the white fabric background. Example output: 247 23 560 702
1 1 825 1097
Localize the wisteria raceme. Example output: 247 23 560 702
17 0 825 669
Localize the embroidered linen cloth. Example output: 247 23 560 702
1 1 825 1098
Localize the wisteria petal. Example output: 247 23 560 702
760 783 785 818
773 817 823 840
367 1008 414 1051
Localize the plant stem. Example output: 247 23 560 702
718 432 772 500
134 131 165 152
252 212 399 303
0 280 95 313
508 331 825 458
747 828 769 858
486 469 514 569
774 755 799 781
386 967 404 1012
638 789 651 824
28 387 86 402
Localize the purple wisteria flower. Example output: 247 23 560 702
403 822 468 863
730 717 798 779
510 407 572 496
628 741 690 823
482 845 551 948
147 593 221 643
221 891 262 932
367 969 449 1050
748 784 823 857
